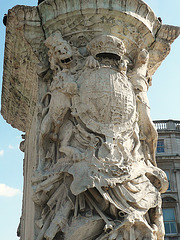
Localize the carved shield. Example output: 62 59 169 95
72 67 137 138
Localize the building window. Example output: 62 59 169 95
163 208 177 234
157 139 165 153
164 170 171 191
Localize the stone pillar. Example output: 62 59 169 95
1 1 180 240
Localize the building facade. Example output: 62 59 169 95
154 120 180 240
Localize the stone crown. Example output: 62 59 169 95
87 35 126 58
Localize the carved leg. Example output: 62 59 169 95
40 114 53 139
59 121 85 161
131 123 141 158
38 115 53 169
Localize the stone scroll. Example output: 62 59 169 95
1 1 180 240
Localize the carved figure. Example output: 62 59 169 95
128 49 158 165
38 32 78 169
33 33 168 240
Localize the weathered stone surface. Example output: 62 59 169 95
1 5 47 131
1 1 180 240
29 30 169 240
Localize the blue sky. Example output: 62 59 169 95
0 1 179 239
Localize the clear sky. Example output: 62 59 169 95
0 1 179 240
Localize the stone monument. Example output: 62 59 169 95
1 1 180 239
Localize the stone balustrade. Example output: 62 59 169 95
154 120 180 131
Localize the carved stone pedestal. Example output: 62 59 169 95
1 1 180 239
